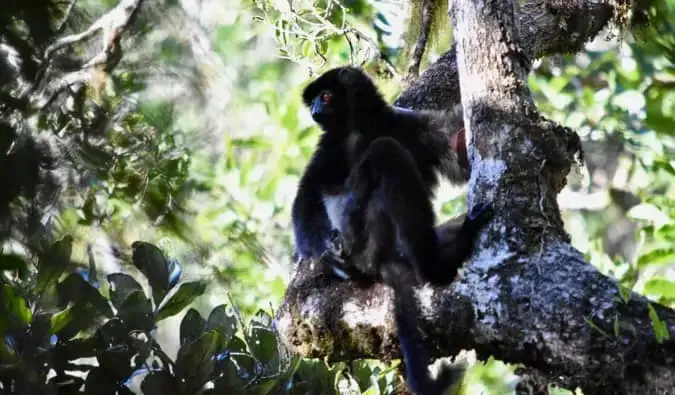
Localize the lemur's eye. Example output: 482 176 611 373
320 91 332 104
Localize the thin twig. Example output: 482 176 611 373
405 0 433 82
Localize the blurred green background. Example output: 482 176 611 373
1 0 673 394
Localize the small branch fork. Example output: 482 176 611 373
31 0 144 109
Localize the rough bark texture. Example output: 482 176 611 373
394 0 620 111
276 0 675 394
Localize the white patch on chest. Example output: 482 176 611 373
321 132 363 233
323 193 349 232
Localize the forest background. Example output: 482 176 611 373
0 0 674 394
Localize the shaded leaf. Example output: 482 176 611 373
51 337 97 367
95 319 141 383
180 308 205 347
155 281 207 322
107 273 145 309
0 254 28 278
57 273 113 318
84 366 122 394
249 325 278 365
36 236 74 294
118 290 154 332
227 335 248 353
57 302 111 341
86 244 99 288
204 304 238 345
131 241 170 305
141 370 177 395
212 356 257 392
47 374 85 395
175 330 225 393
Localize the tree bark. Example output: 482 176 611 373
275 0 675 394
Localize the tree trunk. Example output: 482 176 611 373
275 0 675 394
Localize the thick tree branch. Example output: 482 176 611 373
394 0 620 111
276 0 673 394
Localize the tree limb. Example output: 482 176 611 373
275 0 674 394
33 0 144 110
394 0 621 111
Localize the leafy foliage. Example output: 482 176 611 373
0 239 421 395
0 239 272 394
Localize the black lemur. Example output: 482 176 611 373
293 66 490 285
292 66 492 395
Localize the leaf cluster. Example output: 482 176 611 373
0 236 410 394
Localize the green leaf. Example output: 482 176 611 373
249 309 273 329
55 302 109 341
227 335 248 353
204 304 238 345
107 273 145 309
248 325 278 364
36 236 74 294
647 304 670 344
50 305 76 335
637 247 675 269
0 285 32 326
180 308 205 346
643 278 675 299
175 330 224 393
656 224 675 241
57 273 113 318
155 281 207 322
212 357 254 391
118 290 154 332
131 241 170 305
52 336 97 361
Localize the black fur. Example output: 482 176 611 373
293 66 492 395
335 137 489 395
293 66 468 265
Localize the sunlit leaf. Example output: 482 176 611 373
644 278 675 299
637 247 675 269
50 305 75 335
0 285 32 325
155 281 208 322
